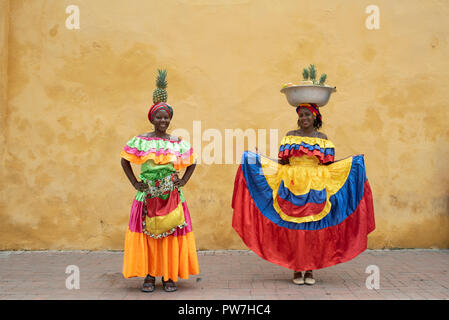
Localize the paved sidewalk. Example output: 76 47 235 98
0 249 448 300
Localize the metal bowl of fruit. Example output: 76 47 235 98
281 64 336 107
281 83 336 107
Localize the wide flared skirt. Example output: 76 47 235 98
122 197 199 281
232 151 375 271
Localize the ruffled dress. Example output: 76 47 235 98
120 135 199 281
232 136 375 271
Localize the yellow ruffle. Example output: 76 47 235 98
260 155 353 223
280 135 336 150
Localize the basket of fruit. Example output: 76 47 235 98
281 64 336 107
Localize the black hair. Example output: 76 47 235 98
314 115 323 129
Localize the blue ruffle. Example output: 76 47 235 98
240 151 366 230
279 142 335 157
277 181 327 206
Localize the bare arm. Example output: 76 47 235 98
277 132 296 164
254 147 285 164
121 158 148 192
278 158 289 165
174 163 197 188
319 132 328 139
317 134 360 165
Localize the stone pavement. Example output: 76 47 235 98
0 249 448 300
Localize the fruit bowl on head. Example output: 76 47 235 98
281 84 336 107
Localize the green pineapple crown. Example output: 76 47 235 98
309 64 316 81
319 74 327 85
153 68 168 103
302 64 327 85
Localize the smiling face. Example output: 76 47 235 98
297 107 316 130
151 109 171 132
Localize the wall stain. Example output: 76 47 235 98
430 36 439 49
362 46 377 62
49 24 58 37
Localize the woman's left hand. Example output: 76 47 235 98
173 176 187 188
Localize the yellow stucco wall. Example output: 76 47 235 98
1 0 448 250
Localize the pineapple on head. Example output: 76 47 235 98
153 69 168 103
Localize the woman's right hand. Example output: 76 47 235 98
133 181 149 192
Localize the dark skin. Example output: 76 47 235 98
288 107 327 140
121 109 196 292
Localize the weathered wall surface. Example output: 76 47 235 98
1 0 448 250
0 0 9 238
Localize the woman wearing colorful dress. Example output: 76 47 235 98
120 71 199 292
232 102 375 285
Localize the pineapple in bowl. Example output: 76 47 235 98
281 64 336 107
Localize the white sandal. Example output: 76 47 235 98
292 271 304 285
304 271 316 285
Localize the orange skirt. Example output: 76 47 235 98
122 228 200 281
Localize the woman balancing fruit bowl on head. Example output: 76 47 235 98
232 65 375 285
120 69 199 292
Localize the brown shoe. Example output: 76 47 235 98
162 278 177 292
141 275 155 292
